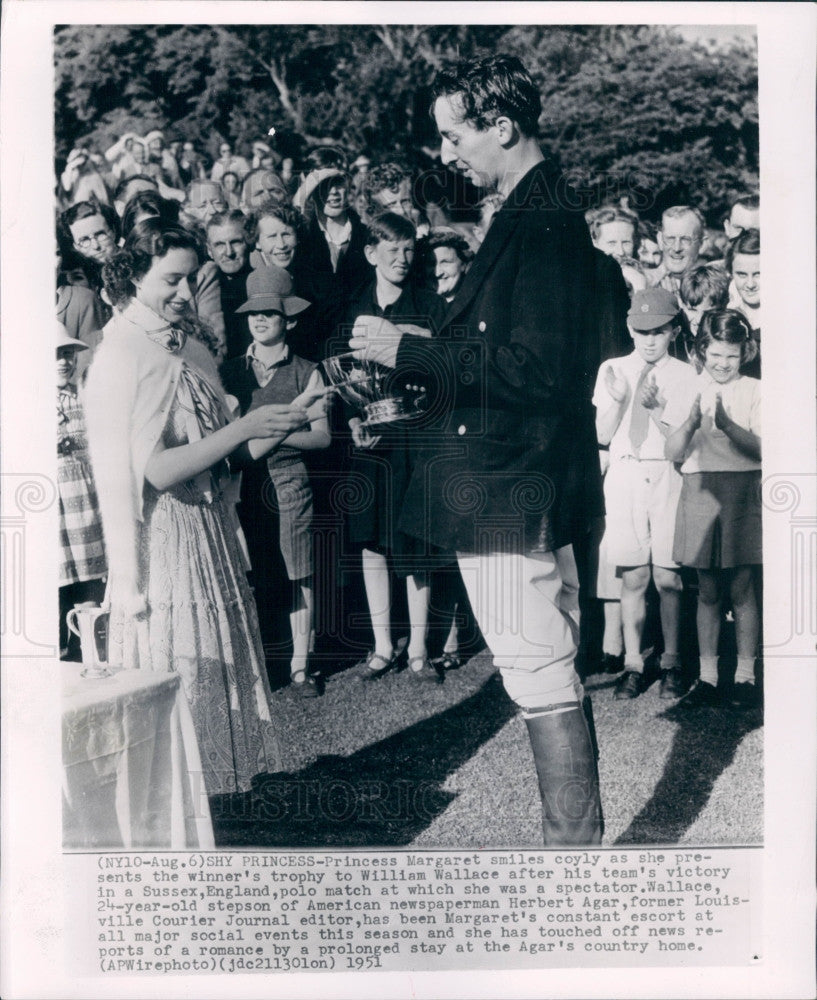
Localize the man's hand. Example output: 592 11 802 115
396 323 433 339
349 417 381 449
640 372 665 411
349 315 404 369
604 366 629 404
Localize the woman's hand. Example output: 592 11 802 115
713 393 731 432
292 382 336 421
687 394 703 431
240 403 308 441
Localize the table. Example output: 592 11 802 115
62 665 215 850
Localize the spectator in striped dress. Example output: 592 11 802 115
57 322 106 659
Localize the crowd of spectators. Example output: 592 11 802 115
55 124 762 711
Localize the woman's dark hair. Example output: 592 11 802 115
421 228 474 264
364 211 416 248
431 54 542 138
414 229 473 292
249 202 306 243
56 247 97 289
638 219 659 244
120 189 181 239
304 146 348 173
113 173 158 204
726 227 760 273
695 308 758 365
102 219 203 307
58 198 120 255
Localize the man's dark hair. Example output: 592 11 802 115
431 54 542 137
205 208 252 240
725 227 760 273
721 193 759 230
731 194 760 213
58 198 121 255
679 264 730 309
361 162 411 216
364 211 416 247
364 162 410 198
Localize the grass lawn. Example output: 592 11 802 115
212 650 763 849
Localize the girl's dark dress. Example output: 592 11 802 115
342 280 446 577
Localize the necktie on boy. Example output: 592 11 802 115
629 362 656 454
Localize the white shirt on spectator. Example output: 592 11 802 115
593 351 697 462
662 370 761 473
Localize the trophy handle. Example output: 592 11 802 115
66 608 81 639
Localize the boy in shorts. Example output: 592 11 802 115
221 266 331 696
593 288 699 699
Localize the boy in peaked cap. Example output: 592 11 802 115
592 288 699 700
221 267 331 697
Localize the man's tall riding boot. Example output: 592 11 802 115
524 704 604 846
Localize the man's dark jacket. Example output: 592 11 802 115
395 158 606 555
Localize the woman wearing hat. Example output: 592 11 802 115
293 149 369 309
56 323 106 658
84 218 311 795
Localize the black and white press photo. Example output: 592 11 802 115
54 18 764 853
1 4 814 999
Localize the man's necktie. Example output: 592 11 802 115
629 363 655 454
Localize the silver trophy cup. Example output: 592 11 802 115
323 353 424 427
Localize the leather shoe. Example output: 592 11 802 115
614 670 641 700
678 680 720 709
659 667 686 699
359 650 398 681
408 655 444 684
290 670 320 698
433 651 461 671
728 682 762 711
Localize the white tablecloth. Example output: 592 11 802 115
62 665 215 850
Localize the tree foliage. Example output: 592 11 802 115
54 23 757 221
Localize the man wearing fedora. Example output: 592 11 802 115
349 54 605 845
